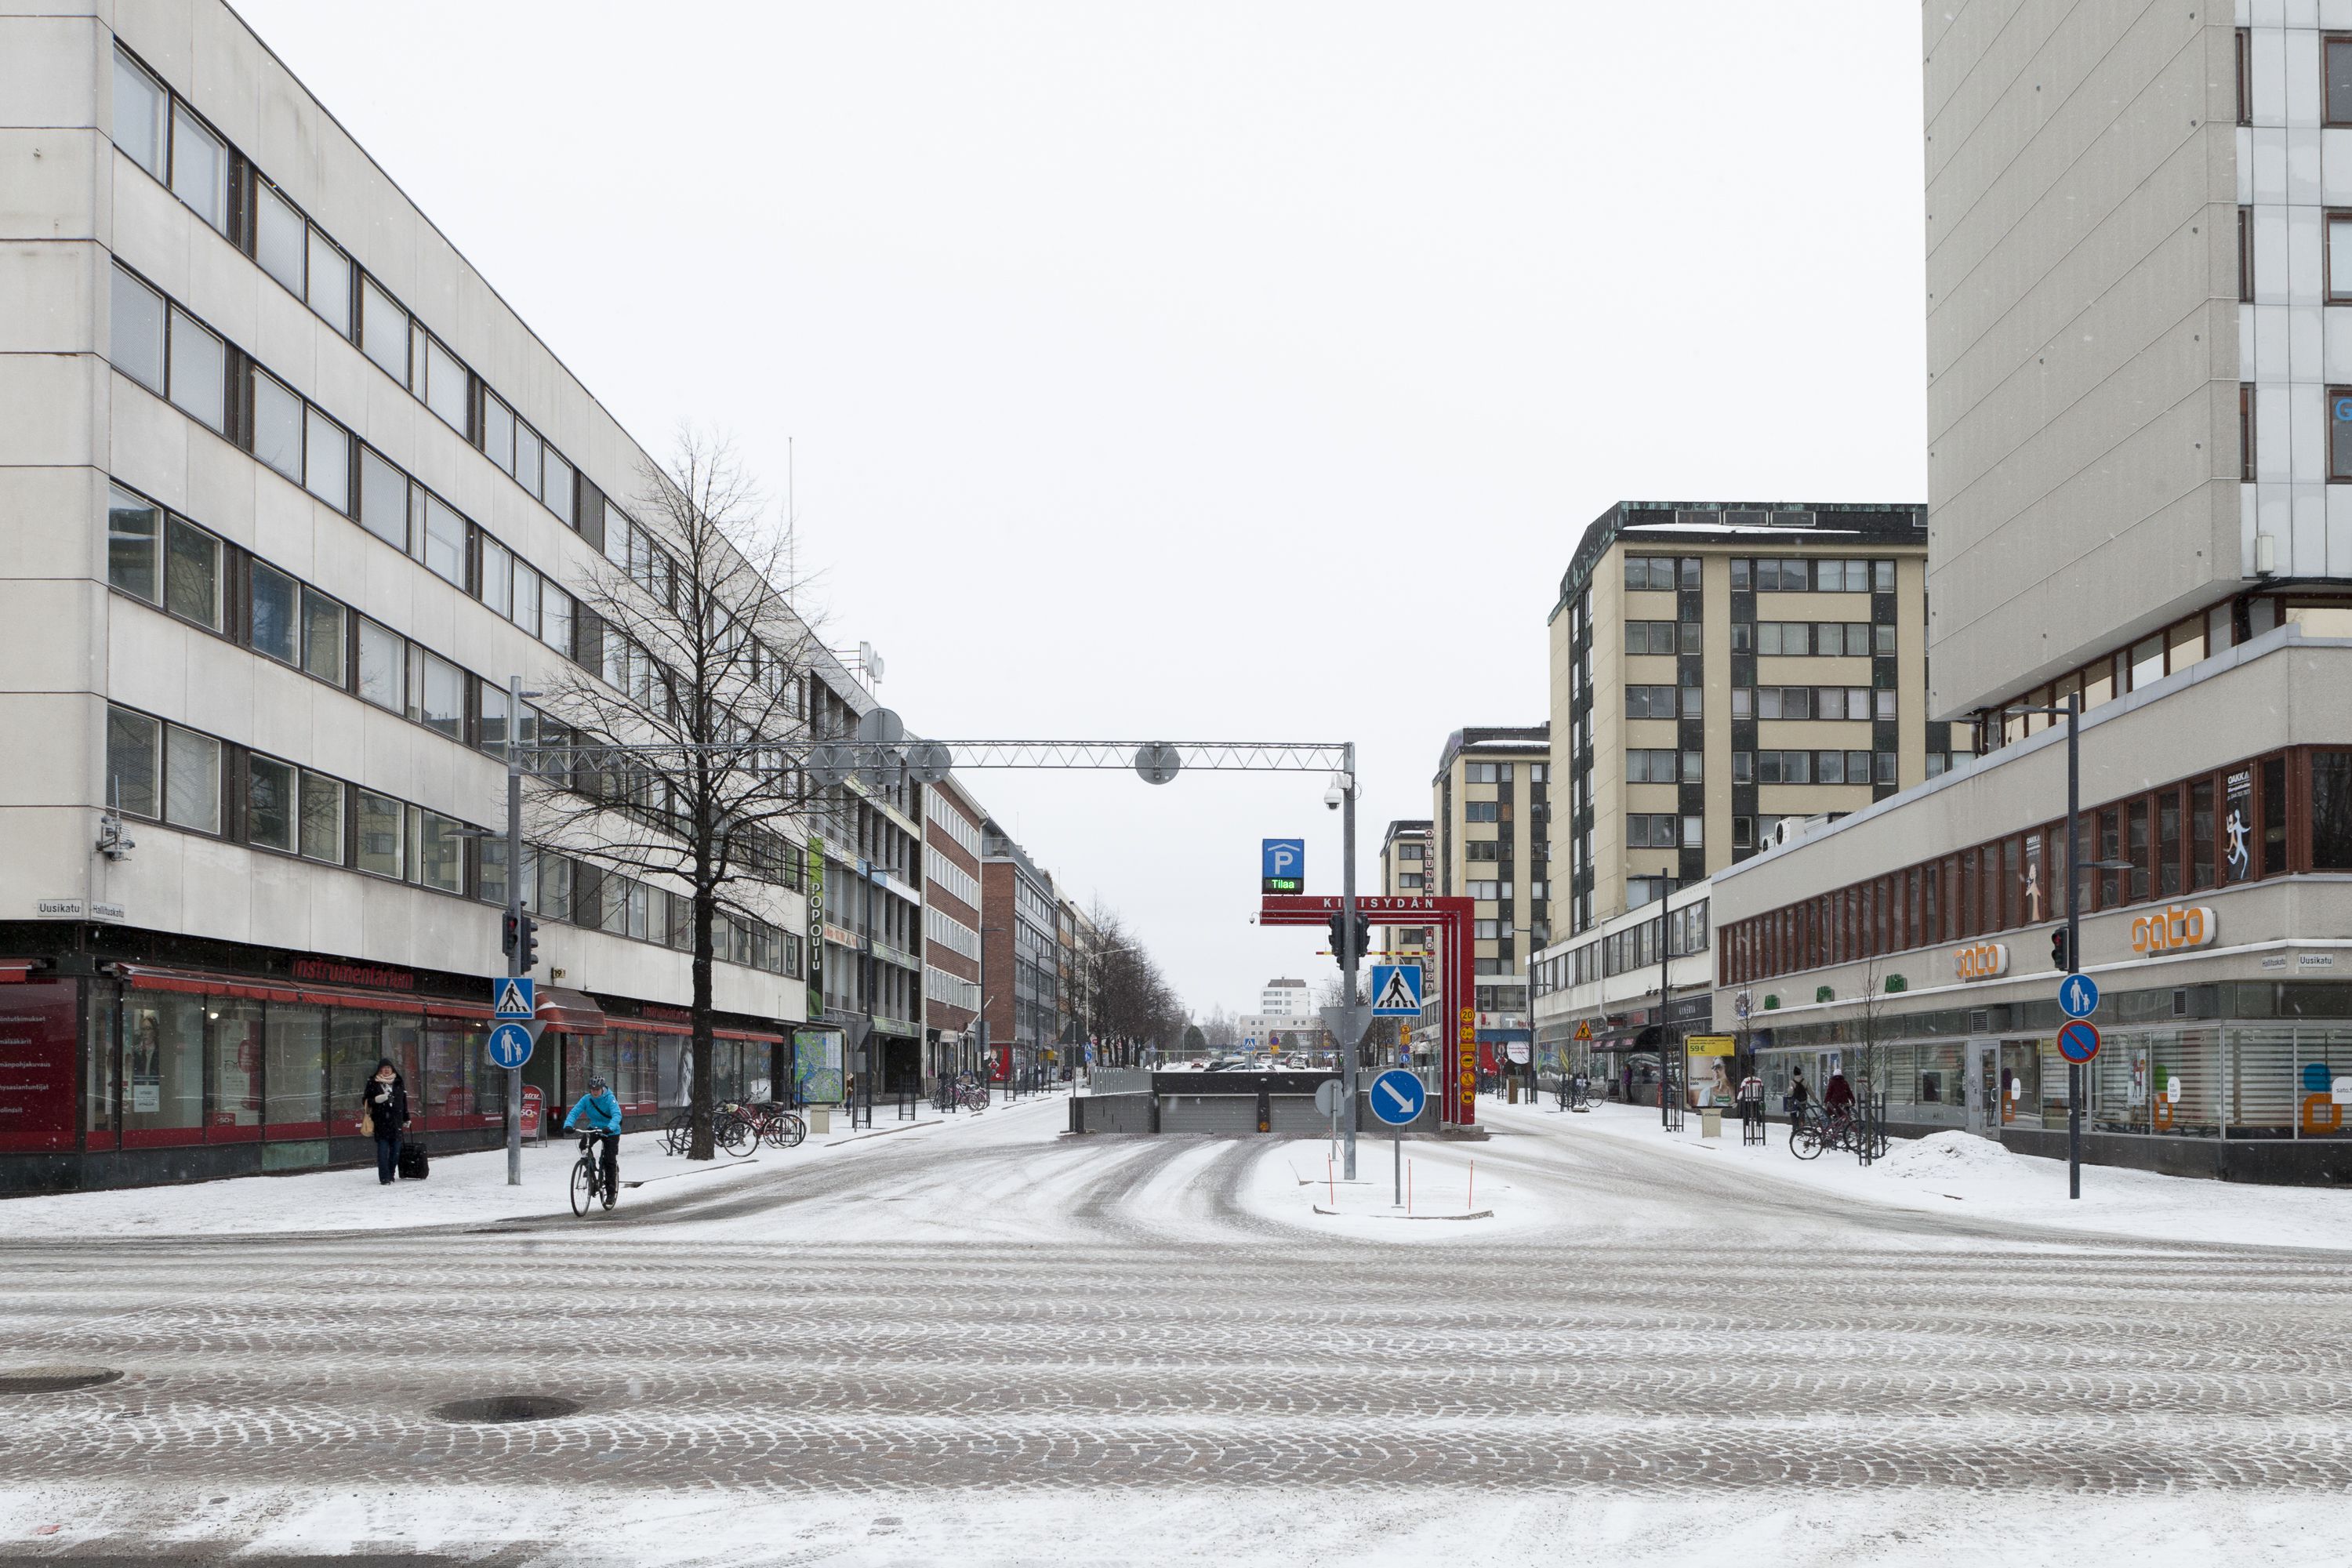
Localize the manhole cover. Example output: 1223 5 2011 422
429 1394 581 1424
0 1367 121 1395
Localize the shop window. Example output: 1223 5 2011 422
328 1011 383 1122
264 1005 328 1131
123 992 205 1138
209 999 263 1136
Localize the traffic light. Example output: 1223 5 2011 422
2050 927 2069 972
503 910 541 972
1325 912 1371 967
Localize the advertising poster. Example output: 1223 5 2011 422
793 1027 844 1104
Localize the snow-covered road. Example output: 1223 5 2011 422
5 1099 2352 1564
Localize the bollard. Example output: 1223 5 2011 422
1468 1160 1475 1211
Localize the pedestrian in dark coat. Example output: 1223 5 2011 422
361 1059 411 1185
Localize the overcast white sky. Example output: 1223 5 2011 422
234 0 1929 1019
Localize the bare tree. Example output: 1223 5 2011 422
533 430 825 1160
1088 906 1183 1063
1848 954 1889 1165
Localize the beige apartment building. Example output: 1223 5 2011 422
1427 728 1550 1044
1545 503 1940 939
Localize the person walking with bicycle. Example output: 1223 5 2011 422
562 1076 622 1199
1786 1066 1812 1128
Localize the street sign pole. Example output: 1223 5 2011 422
505 674 525 1189
2065 691 2081 1201
1341 742 1359 1182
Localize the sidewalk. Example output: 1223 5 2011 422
1484 1097 2352 1252
0 1102 1012 1240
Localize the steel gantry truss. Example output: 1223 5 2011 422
500 726 1378 1177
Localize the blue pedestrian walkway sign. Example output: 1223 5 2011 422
1370 1068 1426 1125
1370 964 1423 1016
486 1022 535 1070
2057 973 2100 1018
492 976 536 1020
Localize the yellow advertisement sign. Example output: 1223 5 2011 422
1684 1035 1737 1057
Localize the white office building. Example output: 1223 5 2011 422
0 2 828 1191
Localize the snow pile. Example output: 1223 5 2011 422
1868 1129 2013 1181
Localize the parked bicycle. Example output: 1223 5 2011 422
724 1099 807 1149
659 1106 759 1159
568 1129 617 1216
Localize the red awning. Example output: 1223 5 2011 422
713 1028 785 1044
0 960 37 983
535 987 607 1032
112 963 488 1018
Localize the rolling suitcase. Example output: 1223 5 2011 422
397 1140 430 1180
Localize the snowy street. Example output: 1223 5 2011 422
5 1098 2352 1564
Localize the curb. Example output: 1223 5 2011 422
1312 1206 1494 1221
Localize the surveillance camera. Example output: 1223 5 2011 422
1323 785 1343 810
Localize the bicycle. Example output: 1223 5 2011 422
660 1107 759 1158
729 1099 807 1150
569 1129 618 1216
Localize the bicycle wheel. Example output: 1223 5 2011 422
773 1112 806 1148
1791 1123 1824 1160
569 1156 594 1217
716 1115 756 1158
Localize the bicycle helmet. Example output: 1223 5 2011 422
586 1076 608 1091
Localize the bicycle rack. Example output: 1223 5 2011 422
1740 1099 1767 1146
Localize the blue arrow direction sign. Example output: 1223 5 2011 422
1370 964 1423 1017
492 975 536 1020
2055 1019 2101 1065
2057 972 2100 1019
486 1022 535 1070
1370 1068 1427 1126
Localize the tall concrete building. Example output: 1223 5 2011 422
1698 2 2352 1181
1377 818 1434 967
1544 503 1937 938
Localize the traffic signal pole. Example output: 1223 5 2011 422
2064 690 2081 1201
1341 742 1360 1182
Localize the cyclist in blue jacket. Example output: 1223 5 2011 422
562 1077 622 1195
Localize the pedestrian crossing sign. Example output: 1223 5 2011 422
492 976 535 1020
1370 964 1423 1016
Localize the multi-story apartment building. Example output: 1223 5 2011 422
804 669 924 1102
1545 503 1937 938
1377 819 1435 982
920 776 985 1083
1428 728 1551 1051
0 3 825 1192
980 820 1058 1086
1700 4 2352 1181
